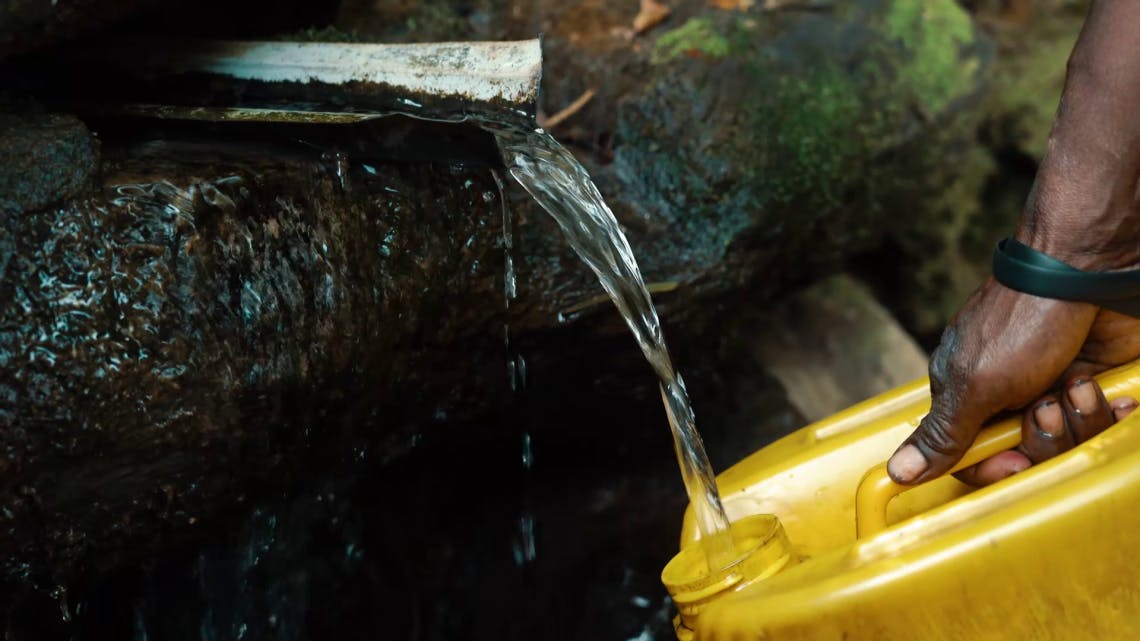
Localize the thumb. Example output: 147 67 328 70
888 353 994 485
888 406 983 485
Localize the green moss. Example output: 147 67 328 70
882 0 979 115
617 0 993 291
754 66 864 203
652 17 732 64
732 1 984 206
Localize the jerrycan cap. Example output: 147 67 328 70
661 514 795 620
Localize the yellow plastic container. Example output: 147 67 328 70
664 360 1140 640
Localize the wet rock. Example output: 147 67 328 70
0 108 98 215
0 232 807 639
0 119 516 587
0 107 816 600
335 0 997 334
612 0 994 305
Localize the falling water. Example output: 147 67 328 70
492 167 538 567
489 124 736 571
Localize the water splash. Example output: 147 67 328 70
490 124 736 571
491 169 518 307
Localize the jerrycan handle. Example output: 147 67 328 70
855 421 1019 538
854 360 1140 538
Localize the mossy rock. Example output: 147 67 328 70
613 0 993 301
877 5 1089 338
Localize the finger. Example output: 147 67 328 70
962 389 1135 487
1017 395 1074 464
888 282 1098 486
888 328 997 484
1112 396 1138 422
954 450 1031 487
1061 377 1114 444
888 387 993 485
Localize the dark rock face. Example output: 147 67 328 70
0 121 514 584
0 109 98 215
331 0 997 327
610 1 994 303
331 1 1085 344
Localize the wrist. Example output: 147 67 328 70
1015 135 1140 271
1009 0 1140 271
1015 196 1140 272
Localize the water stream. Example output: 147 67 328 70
490 124 737 571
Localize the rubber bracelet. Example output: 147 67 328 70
992 237 1140 317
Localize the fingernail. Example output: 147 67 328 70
1112 397 1137 421
1068 378 1096 415
1111 397 1137 411
888 445 928 483
1034 400 1064 437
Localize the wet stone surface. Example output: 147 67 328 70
0 108 98 215
0 121 514 589
329 0 999 334
2 300 802 640
0 103 809 640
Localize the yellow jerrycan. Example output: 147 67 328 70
662 359 1140 640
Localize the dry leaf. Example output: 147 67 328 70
633 0 670 35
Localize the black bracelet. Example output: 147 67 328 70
992 237 1140 317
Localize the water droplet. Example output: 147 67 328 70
51 585 71 623
521 432 532 470
504 255 517 301
511 513 536 566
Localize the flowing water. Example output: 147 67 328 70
490 124 737 571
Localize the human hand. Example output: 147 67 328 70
887 280 1140 486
